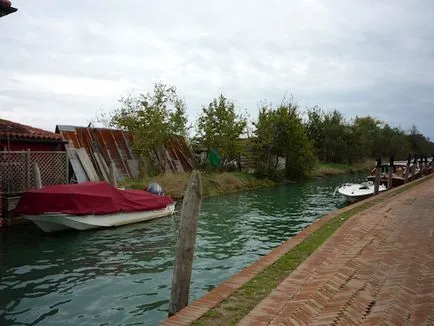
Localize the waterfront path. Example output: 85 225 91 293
240 177 434 325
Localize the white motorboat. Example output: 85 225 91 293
15 182 176 233
335 181 386 201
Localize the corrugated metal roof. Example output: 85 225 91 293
0 119 64 141
56 125 196 181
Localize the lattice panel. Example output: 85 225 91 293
29 152 68 188
0 151 68 195
0 151 28 194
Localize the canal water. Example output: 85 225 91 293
0 173 366 326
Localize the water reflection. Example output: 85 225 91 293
0 173 363 325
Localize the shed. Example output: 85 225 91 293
0 118 65 151
0 119 68 221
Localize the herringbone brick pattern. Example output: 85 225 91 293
240 178 434 326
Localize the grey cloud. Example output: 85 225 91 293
1 0 433 140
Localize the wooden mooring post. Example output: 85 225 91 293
32 162 42 189
387 155 394 189
412 156 417 180
374 157 381 195
420 156 425 176
404 154 411 184
169 170 202 317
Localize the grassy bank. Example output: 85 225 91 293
191 176 431 326
122 161 373 200
312 159 373 177
121 171 276 200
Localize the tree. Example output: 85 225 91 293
322 110 348 163
253 99 315 179
196 94 247 166
305 106 325 160
109 82 188 173
407 125 434 156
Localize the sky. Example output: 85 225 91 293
1 0 433 139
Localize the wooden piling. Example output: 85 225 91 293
32 162 42 189
374 158 381 195
412 156 417 181
387 155 394 189
109 161 117 188
169 170 202 317
419 156 424 177
404 154 411 184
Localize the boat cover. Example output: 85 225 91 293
15 182 174 216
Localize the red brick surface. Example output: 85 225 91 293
240 176 434 325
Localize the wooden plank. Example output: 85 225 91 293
109 130 131 179
32 163 42 188
121 130 135 159
127 159 139 178
94 152 109 182
109 161 117 188
76 148 100 182
98 153 110 176
169 170 202 316
66 147 89 183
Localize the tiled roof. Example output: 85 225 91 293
0 118 64 141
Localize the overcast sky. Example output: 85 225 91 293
1 0 433 139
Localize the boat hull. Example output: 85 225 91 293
23 203 176 233
337 182 386 201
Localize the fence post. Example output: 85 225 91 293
33 162 42 189
169 170 202 317
26 149 31 190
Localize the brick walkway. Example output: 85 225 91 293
240 177 434 325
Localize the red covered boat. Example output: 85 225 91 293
15 182 176 232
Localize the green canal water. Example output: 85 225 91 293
0 173 366 325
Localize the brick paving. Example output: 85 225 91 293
239 177 434 326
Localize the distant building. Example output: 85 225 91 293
0 119 67 221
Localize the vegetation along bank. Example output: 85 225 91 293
101 82 434 190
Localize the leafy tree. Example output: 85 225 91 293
407 125 434 156
321 110 348 163
253 99 315 179
109 82 188 172
253 104 277 171
305 106 325 160
196 94 247 166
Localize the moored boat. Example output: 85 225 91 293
366 162 420 187
335 181 386 201
15 182 176 233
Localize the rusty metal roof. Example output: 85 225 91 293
0 119 64 141
57 125 195 181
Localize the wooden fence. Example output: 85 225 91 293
0 150 68 196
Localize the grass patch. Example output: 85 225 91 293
312 160 374 177
120 171 276 200
192 176 431 326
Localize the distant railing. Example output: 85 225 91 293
0 151 68 195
